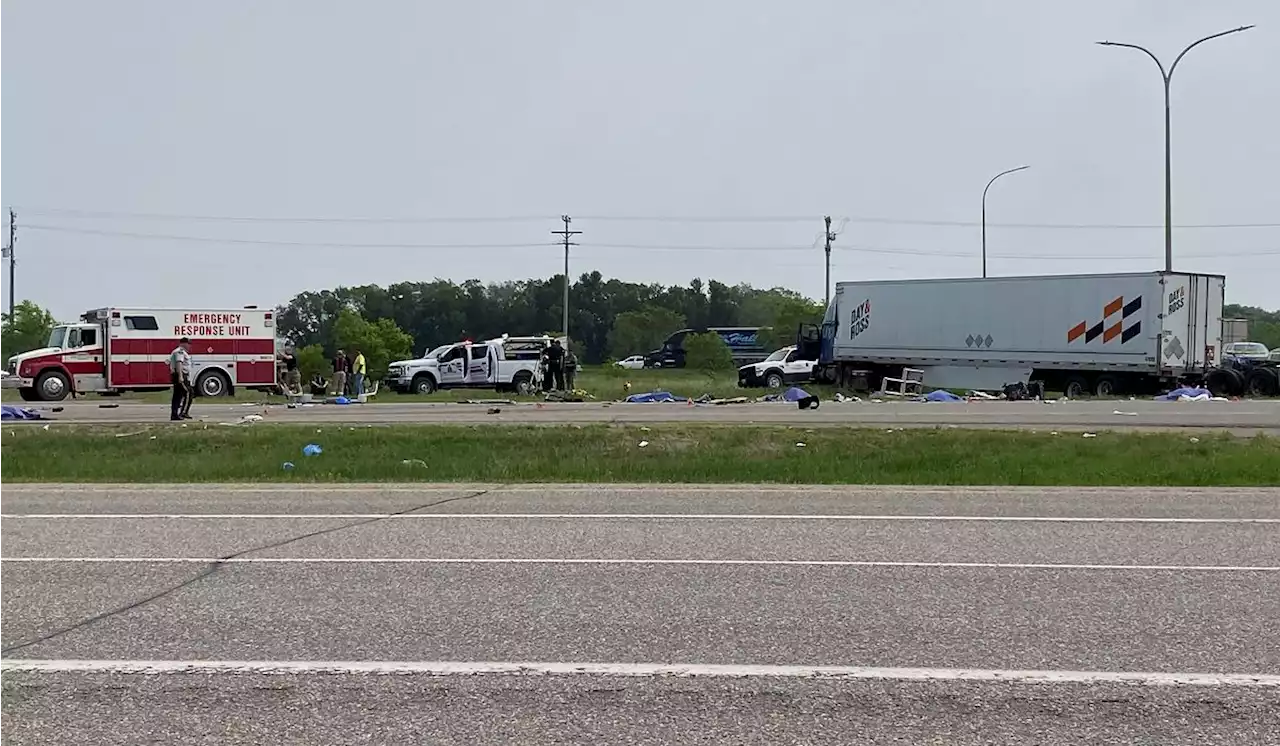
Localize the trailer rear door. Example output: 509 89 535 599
1159 273 1224 371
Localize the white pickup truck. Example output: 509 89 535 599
736 345 817 389
384 336 558 395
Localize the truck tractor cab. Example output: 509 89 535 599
5 320 105 401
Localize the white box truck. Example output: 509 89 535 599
801 271 1225 397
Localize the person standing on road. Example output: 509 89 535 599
281 345 301 395
331 349 348 396
564 347 578 391
169 337 192 421
352 348 367 397
543 339 565 391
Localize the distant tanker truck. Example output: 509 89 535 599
797 271 1225 397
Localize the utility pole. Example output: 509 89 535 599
981 165 1029 279
3 209 15 319
823 216 835 308
550 215 581 346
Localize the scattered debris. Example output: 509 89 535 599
487 407 502 415
462 399 517 405
833 392 861 403
638 440 650 448
795 442 806 448
98 403 119 409
1082 433 1098 438
966 390 999 400
640 426 651 432
282 462 295 470
302 443 323 456
401 458 428 468
1189 437 1201 444
1112 410 1139 416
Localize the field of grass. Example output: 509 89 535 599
1 366 815 404
3 424 1276 486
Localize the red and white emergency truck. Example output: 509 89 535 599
3 306 281 402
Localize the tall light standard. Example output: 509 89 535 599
981 165 1028 279
1097 25 1254 273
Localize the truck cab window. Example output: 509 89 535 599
124 316 159 331
67 328 98 348
440 346 464 362
469 345 487 360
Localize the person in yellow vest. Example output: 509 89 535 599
352 348 367 397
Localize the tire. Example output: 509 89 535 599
1245 368 1279 398
764 370 785 389
1093 375 1120 397
1063 375 1089 399
18 387 39 402
411 374 436 395
35 370 70 401
512 372 534 396
1205 368 1244 398
195 369 231 397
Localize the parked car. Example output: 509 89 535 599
615 355 647 370
1223 341 1271 363
1270 349 1280 364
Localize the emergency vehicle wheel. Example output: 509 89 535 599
411 374 436 395
35 370 70 401
18 387 39 402
195 369 231 397
764 370 785 389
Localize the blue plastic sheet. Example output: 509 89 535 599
782 387 812 402
923 390 964 402
625 391 684 403
1155 387 1210 401
1 405 45 421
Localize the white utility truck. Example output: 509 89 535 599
800 271 1225 397
737 346 817 388
384 335 561 395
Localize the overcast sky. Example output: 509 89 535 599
2 0 1277 320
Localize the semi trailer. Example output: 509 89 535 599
798 271 1225 397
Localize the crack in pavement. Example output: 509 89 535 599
1 488 495 655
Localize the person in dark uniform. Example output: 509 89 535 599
169 337 192 421
543 339 565 391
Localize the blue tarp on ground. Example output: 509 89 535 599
782 387 812 402
1 405 46 420
923 390 964 402
1155 387 1211 401
625 391 685 403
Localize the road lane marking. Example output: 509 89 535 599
3 659 1278 687
4 557 1278 571
8 484 1274 495
4 513 1279 523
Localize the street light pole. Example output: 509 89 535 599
1097 25 1254 273
981 165 1028 279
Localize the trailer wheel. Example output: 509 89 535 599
1245 368 1279 398
34 370 71 401
1063 375 1089 399
764 370 785 389
411 374 436 395
1093 375 1120 397
1205 368 1243 397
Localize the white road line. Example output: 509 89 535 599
9 484 1272 495
4 557 1278 571
3 659 1278 687
4 513 1278 524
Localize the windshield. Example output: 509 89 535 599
1232 343 1268 355
46 327 68 350
425 345 451 359
764 348 790 362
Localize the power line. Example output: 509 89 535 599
16 207 557 225
21 207 1280 230
21 224 555 250
21 224 1279 259
583 214 1280 230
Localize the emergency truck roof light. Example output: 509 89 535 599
244 305 258 309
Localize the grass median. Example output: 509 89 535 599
2 424 1277 485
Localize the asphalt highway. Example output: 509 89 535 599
3 484 1279 744
11 397 1280 432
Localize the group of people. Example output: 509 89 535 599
540 338 579 392
168 339 372 421
275 344 367 397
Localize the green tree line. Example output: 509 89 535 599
275 272 825 365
